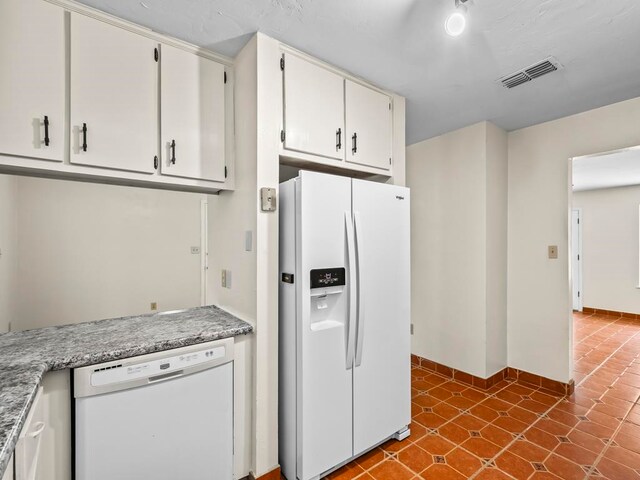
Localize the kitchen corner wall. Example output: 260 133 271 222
407 121 508 379
572 185 640 314
0 175 18 333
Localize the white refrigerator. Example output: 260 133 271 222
279 170 411 480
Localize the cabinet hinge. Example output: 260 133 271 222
578 291 580 297
577 218 580 224
224 71 227 84
389 102 391 110
153 155 158 170
280 56 285 71
154 48 159 62
577 254 580 260
224 166 228 178
389 158 392 165
281 130 285 142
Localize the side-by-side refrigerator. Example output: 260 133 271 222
279 170 411 480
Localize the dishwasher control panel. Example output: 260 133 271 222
90 345 226 387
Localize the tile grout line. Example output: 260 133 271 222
352 315 638 480
398 368 539 479
467 391 566 480
584 326 640 478
471 315 640 480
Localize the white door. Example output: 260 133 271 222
0 0 65 162
283 54 345 161
345 81 392 171
160 44 226 181
70 13 157 174
297 171 353 479
352 179 411 455
572 209 582 311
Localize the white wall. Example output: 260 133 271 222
0 174 18 332
14 176 204 330
572 185 640 313
407 121 507 379
508 96 640 383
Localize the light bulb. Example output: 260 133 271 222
445 11 466 36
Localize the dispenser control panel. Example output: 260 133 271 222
310 268 346 289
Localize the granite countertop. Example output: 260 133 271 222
0 305 253 476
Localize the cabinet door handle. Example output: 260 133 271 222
170 139 176 164
352 132 357 154
43 116 50 147
336 128 342 151
82 123 87 152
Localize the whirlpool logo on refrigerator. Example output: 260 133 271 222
395 195 405 200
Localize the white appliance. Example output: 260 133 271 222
74 338 234 480
279 171 411 480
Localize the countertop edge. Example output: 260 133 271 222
0 308 253 477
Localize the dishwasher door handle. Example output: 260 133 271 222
149 370 184 383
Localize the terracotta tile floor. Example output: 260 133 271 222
323 312 640 480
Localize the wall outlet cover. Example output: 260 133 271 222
548 245 558 259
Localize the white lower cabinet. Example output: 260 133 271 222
345 80 393 171
14 387 45 480
70 13 158 174
0 0 65 162
1 455 13 480
160 44 226 181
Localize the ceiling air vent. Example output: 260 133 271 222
499 57 562 89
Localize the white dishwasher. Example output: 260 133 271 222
73 337 233 480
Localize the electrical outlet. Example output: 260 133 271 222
150 302 158 311
548 245 558 259
191 246 200 254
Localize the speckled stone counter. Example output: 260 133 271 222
0 305 253 476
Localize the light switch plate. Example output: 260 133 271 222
260 187 276 212
548 245 558 259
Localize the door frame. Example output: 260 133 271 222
571 208 583 312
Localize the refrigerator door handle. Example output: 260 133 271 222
345 211 357 369
354 211 364 367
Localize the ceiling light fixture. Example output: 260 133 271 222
445 0 468 37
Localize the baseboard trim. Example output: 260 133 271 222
411 354 574 396
249 466 281 480
582 307 640 320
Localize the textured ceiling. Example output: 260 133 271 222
76 0 640 145
573 147 640 191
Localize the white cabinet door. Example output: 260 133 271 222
15 387 45 480
1 454 13 480
345 80 393 171
0 0 65 162
70 13 157 174
160 44 226 182
283 53 344 161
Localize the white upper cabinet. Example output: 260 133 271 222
0 0 65 162
70 13 158 174
160 44 226 182
282 53 344 161
345 80 393 171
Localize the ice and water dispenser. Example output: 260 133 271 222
309 267 347 330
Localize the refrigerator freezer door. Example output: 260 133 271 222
352 179 411 456
298 171 354 479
